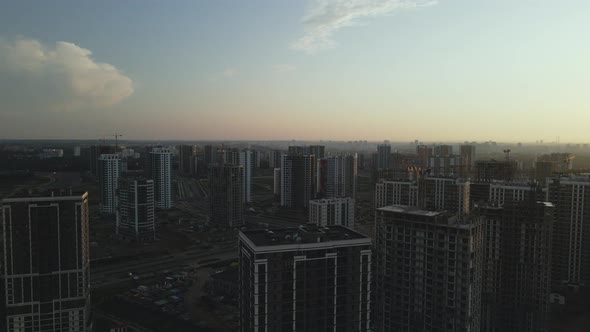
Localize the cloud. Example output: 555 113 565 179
222 67 238 78
291 0 437 54
273 64 296 72
0 37 133 112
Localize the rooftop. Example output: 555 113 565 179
2 190 88 202
241 224 368 247
377 205 443 217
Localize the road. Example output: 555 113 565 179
91 248 237 288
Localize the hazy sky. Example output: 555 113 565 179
1 0 589 142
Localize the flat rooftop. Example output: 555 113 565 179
2 190 87 202
241 224 368 247
377 205 443 217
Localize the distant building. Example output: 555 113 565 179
39 148 64 159
375 179 418 208
373 206 483 332
148 147 173 209
208 164 244 227
534 161 558 185
0 191 91 332
309 197 355 228
178 145 197 176
98 153 121 214
460 145 476 175
288 145 325 159
433 144 453 156
273 168 281 196
475 159 518 182
269 150 283 168
479 199 553 332
280 154 316 208
318 154 357 199
239 225 372 331
376 144 391 170
239 150 254 203
116 175 155 242
427 155 463 177
416 144 433 167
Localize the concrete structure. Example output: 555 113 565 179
178 145 197 176
427 155 463 177
269 150 283 168
376 144 391 170
208 165 244 227
416 145 433 167
239 225 372 332
475 159 518 182
460 145 476 175
318 154 357 199
240 150 254 203
309 197 355 228
116 175 155 242
148 147 173 209
273 168 281 196
547 175 590 288
373 206 483 332
433 144 453 156
375 177 469 215
280 154 316 208
98 153 121 214
479 200 553 332
0 191 90 332
288 145 325 159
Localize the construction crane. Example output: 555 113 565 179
503 149 511 161
113 133 123 151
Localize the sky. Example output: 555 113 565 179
0 0 589 142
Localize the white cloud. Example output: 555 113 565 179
222 67 238 78
273 64 296 72
291 0 437 54
0 37 133 112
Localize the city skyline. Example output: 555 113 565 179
1 0 590 142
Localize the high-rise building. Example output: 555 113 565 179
273 168 281 196
269 150 283 169
427 155 463 177
418 177 470 215
208 165 244 227
178 144 197 176
280 154 316 208
0 191 91 332
373 206 483 332
475 159 518 182
433 144 453 156
148 147 173 209
375 179 418 208
318 154 357 199
479 200 553 332
460 145 476 175
224 148 241 165
240 150 254 203
416 144 433 167
288 145 325 159
239 225 372 332
98 153 121 214
547 175 590 288
376 144 391 170
116 175 155 242
534 161 558 185
90 144 116 175
309 197 355 228
375 177 469 215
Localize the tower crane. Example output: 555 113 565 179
113 133 123 151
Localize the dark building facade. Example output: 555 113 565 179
116 175 155 242
239 225 372 332
0 191 90 332
475 160 518 182
178 144 197 176
208 164 244 227
373 206 483 332
280 154 317 208
478 200 553 332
